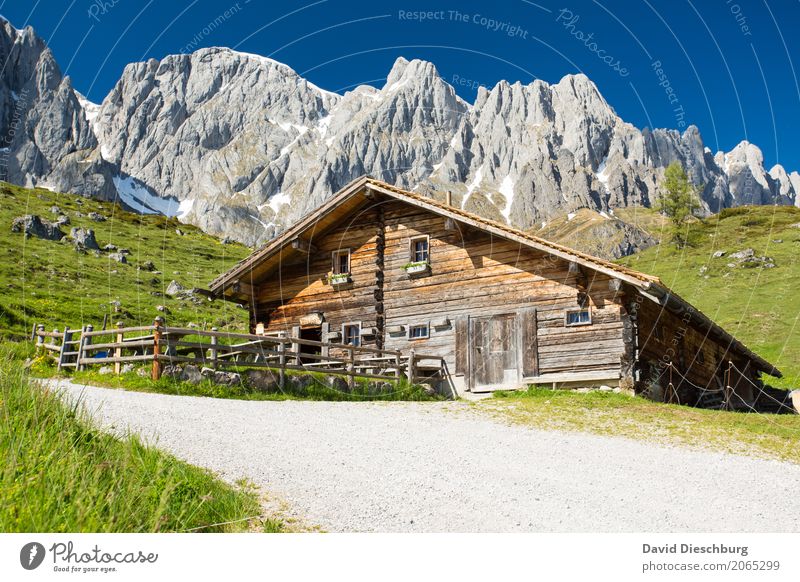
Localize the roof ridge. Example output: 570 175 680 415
364 177 663 286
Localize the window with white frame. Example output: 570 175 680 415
332 249 350 274
408 323 430 339
342 323 361 346
565 308 591 326
409 236 429 263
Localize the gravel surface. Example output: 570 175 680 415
53 379 800 533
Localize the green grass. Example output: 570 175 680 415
0 351 283 532
486 386 800 464
67 366 441 402
617 205 800 390
0 181 250 340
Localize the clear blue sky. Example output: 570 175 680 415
3 0 799 169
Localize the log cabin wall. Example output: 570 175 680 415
255 206 381 354
633 295 756 403
378 200 627 380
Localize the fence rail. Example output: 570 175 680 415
33 320 444 388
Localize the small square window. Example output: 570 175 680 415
342 323 361 346
565 309 591 326
408 323 429 339
332 249 350 275
409 236 429 263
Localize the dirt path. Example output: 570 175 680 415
53 379 800 533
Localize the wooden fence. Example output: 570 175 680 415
32 319 444 388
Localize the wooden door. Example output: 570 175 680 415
470 314 518 390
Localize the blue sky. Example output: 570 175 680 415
3 0 799 169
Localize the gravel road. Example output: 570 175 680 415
53 379 800 533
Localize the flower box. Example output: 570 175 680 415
403 261 430 276
327 272 351 286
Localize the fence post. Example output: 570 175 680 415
210 327 218 369
724 360 733 411
30 322 37 342
347 345 355 389
36 324 45 353
394 350 402 383
152 317 163 381
114 322 124 375
407 349 416 385
79 325 93 371
57 327 72 372
278 338 286 389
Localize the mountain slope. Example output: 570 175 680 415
617 205 800 389
2 17 799 251
0 181 249 338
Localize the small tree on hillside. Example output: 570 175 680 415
658 161 701 248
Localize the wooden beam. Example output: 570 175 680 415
291 237 318 254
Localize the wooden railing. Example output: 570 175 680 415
32 320 444 387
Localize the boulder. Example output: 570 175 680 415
70 227 100 250
103 243 117 251
11 215 64 241
49 205 63 214
730 248 754 260
88 212 107 222
139 260 156 272
98 365 113 375
108 252 128 264
325 375 350 394
161 364 182 379
180 364 203 384
120 363 135 374
712 250 726 258
165 280 185 297
246 369 281 392
155 305 169 313
54 214 70 226
289 373 317 392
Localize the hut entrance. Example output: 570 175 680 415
470 314 519 390
299 326 322 363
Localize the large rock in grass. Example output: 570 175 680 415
180 364 202 384
10 214 64 240
245 369 280 392
165 280 185 297
70 226 99 250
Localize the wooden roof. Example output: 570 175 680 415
209 176 781 377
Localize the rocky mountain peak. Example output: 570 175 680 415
1 17 798 254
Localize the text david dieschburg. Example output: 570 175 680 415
643 543 748 557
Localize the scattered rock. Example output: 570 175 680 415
11 215 65 241
698 265 708 275
155 305 169 313
88 212 107 222
108 252 128 264
165 280 185 297
729 248 754 260
290 374 317 392
246 369 281 392
70 227 100 251
772 239 783 244
175 228 185 236
326 375 350 394
98 366 113 375
200 367 241 386
54 214 70 226
49 205 63 214
136 367 149 378
72 211 84 218
139 260 156 272
117 248 131 255
181 364 203 384
121 363 135 374
712 250 726 258
103 243 117 251
161 364 182 379
220 236 233 244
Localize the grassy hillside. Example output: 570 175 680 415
0 352 280 532
1 182 250 339
617 205 800 389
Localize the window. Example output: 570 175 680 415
409 236 429 263
331 249 350 275
565 309 591 326
342 323 361 347
408 323 430 339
